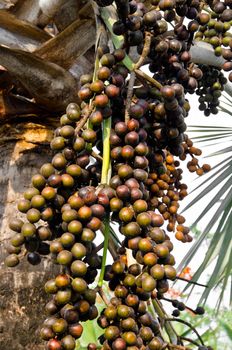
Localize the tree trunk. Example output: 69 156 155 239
0 122 59 350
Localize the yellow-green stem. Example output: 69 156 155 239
152 299 178 345
98 116 112 287
101 117 111 185
98 213 110 287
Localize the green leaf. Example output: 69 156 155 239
219 320 232 341
178 184 232 274
183 167 232 214
75 309 104 349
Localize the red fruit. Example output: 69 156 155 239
47 339 62 350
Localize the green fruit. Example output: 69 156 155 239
37 226 52 240
164 265 177 280
57 250 73 265
32 174 46 190
9 218 24 232
52 318 68 334
122 331 137 345
41 187 56 201
84 289 97 305
26 208 41 223
121 317 136 331
123 274 136 287
61 335 76 350
112 260 125 274
148 337 163 350
110 197 123 212
50 136 65 151
117 305 131 319
11 233 25 247
66 165 82 177
55 274 70 288
71 243 86 259
40 326 55 340
62 209 78 223
104 306 117 320
133 199 148 213
60 125 75 139
71 260 87 277
73 137 86 152
153 244 169 258
149 228 165 243
150 264 165 280
82 129 97 143
136 212 151 227
142 275 156 292
138 238 153 252
55 290 72 305
40 163 55 178
50 240 63 254
143 252 157 267
71 278 87 293
105 326 120 341
6 244 21 255
52 153 67 170
81 228 96 242
60 114 75 125
122 222 141 237
118 164 133 179
140 327 154 342
45 279 58 294
21 223 36 237
31 195 46 208
119 207 134 223
66 103 81 121
17 198 31 213
5 254 19 267
60 232 75 248
61 174 75 188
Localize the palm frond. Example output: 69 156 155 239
179 114 232 306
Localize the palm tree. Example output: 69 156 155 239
0 1 232 348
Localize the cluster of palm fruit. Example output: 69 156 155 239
110 0 232 115
5 102 105 349
5 56 208 350
195 64 227 115
6 0 230 349
194 3 232 64
99 258 167 350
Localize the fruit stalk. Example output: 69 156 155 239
152 299 178 345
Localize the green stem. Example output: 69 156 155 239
100 7 133 71
98 115 112 287
101 117 112 184
152 299 178 345
98 213 110 287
